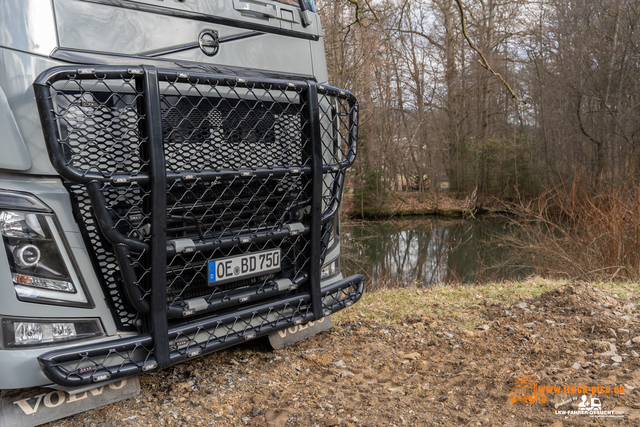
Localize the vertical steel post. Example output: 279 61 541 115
141 66 170 367
306 82 323 319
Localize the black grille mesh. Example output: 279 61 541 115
54 79 147 177
66 184 138 329
161 95 305 171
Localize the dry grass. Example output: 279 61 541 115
499 172 640 282
332 276 560 329
332 276 640 330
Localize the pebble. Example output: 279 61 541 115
632 336 640 344
477 325 490 331
241 417 250 424
572 363 581 369
514 302 527 309
612 355 623 363
632 351 640 358
341 371 355 378
333 360 347 368
403 352 421 360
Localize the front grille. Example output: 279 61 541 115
162 96 305 171
34 65 358 376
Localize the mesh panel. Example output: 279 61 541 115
52 77 148 178
66 184 138 329
162 97 305 171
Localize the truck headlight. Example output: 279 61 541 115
0 191 91 307
1 317 104 348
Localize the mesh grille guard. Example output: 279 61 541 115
32 65 362 386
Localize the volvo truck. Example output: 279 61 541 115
0 0 362 413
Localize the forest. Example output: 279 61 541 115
317 0 640 216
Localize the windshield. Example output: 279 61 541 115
275 0 315 12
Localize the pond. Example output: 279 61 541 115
340 216 528 289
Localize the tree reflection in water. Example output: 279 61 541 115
341 217 525 290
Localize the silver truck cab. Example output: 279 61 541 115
0 0 361 392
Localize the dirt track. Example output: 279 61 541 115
47 283 640 426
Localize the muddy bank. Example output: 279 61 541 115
46 282 640 426
342 191 501 219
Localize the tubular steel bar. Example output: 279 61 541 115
141 66 170 368
306 81 323 319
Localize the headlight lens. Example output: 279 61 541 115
0 191 91 307
321 256 340 280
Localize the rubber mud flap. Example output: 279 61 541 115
268 316 333 350
0 376 140 427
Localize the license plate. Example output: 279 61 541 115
208 249 281 285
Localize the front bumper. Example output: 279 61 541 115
37 274 363 387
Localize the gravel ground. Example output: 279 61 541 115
45 283 640 426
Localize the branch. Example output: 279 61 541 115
397 28 444 50
576 95 602 147
346 0 396 43
347 0 361 24
453 0 526 104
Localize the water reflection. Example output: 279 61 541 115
341 217 521 289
